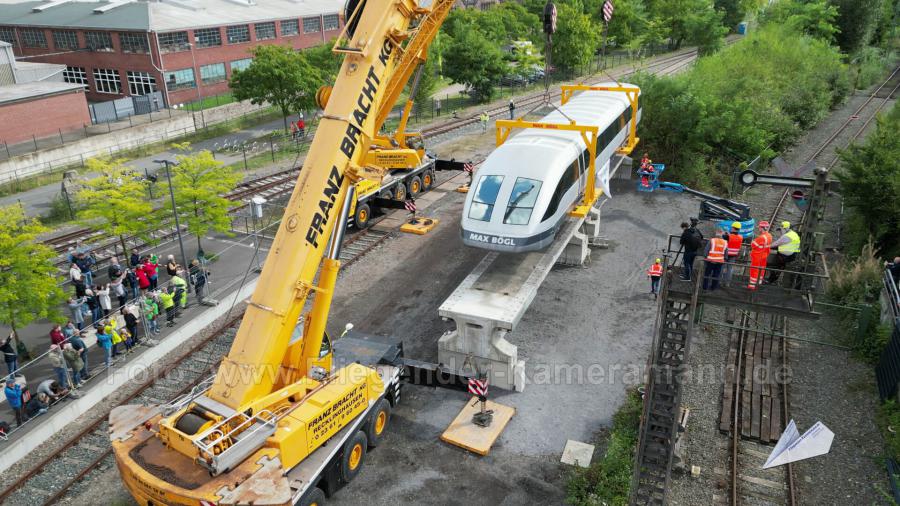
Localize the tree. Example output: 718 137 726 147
552 3 601 73
443 30 506 102
0 205 65 351
829 0 881 53
605 0 651 48
231 45 323 131
411 56 439 116
650 0 727 50
77 159 154 258
168 145 243 255
837 103 900 255
760 0 840 43
303 41 343 84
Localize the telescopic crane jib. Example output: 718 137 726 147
109 1 457 504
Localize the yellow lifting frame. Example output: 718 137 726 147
495 119 600 218
560 84 641 156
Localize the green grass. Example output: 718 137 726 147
181 91 238 111
566 389 642 506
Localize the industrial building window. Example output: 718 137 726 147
199 63 226 84
119 32 148 53
93 68 122 94
158 31 189 53
63 66 88 90
280 19 299 37
194 27 221 48
303 17 321 33
164 68 196 90
85 31 114 51
127 71 157 95
230 58 252 72
255 22 275 41
21 29 47 48
226 25 250 44
53 30 78 50
323 14 339 31
0 28 14 45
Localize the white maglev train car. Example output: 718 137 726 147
461 82 641 253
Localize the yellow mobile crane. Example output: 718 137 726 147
109 1 455 504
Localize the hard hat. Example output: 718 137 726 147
731 221 741 230
759 221 770 229
655 258 661 263
781 221 790 229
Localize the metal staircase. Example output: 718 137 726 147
630 264 701 505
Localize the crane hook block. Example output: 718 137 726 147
316 86 332 110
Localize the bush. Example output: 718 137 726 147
826 240 890 362
635 23 850 190
566 389 642 506
853 47 895 89
877 400 900 463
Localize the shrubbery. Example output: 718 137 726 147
634 23 850 190
566 389 642 506
826 241 891 362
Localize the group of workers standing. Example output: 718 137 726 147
647 218 801 295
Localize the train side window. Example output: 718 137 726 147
579 148 589 174
541 163 576 222
468 175 504 222
503 177 543 225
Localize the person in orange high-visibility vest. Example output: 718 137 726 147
723 222 743 284
647 258 663 298
703 232 728 291
747 220 772 290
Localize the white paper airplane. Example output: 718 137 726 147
763 419 834 469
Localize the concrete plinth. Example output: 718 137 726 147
438 326 526 392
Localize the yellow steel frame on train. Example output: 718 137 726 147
561 84 641 155
495 119 600 218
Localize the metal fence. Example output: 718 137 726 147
89 91 166 124
876 318 900 401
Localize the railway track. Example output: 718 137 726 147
726 312 796 506
0 226 388 505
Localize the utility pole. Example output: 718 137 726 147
154 159 189 271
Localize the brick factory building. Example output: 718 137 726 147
0 0 345 106
0 40 90 145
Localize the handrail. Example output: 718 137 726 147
885 268 900 320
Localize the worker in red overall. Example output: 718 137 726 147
747 221 772 290
723 221 743 284
639 152 654 188
647 258 663 298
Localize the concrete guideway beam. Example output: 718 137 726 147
437 160 627 391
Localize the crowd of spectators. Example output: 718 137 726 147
2 244 210 436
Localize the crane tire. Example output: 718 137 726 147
299 487 326 506
340 431 368 483
422 170 435 191
365 398 391 448
407 176 423 197
354 203 371 229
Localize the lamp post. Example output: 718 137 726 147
188 42 205 128
154 159 189 272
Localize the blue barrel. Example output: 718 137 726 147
737 22 748 35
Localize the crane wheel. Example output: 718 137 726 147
341 431 368 482
365 398 391 448
407 176 423 197
393 183 407 201
298 487 326 506
174 412 206 435
422 170 434 191
354 203 371 229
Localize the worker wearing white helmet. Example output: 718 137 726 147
767 221 800 284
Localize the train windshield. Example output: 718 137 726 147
468 175 504 222
503 177 542 225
